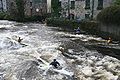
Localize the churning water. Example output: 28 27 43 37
0 20 120 80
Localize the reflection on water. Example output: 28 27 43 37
0 20 120 80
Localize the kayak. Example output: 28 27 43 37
74 30 86 35
37 58 73 76
38 65 73 76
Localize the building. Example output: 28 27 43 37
7 0 47 16
25 0 47 16
0 0 7 12
59 0 113 20
75 0 113 20
59 0 75 19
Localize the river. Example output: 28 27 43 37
0 20 120 80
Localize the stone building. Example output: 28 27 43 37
25 0 47 16
59 0 113 20
75 0 113 20
7 0 47 16
59 0 75 19
0 0 7 12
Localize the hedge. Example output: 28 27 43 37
46 18 80 29
97 5 120 25
46 18 98 34
0 12 12 20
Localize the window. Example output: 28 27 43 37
58 1 61 14
71 1 75 9
97 0 103 10
42 0 47 3
75 0 85 1
30 2 32 7
34 0 42 3
58 1 61 8
85 13 90 19
85 0 90 9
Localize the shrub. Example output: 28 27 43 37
97 5 120 25
46 18 79 29
0 12 12 20
24 15 46 22
80 21 98 34
46 18 98 33
0 12 6 19
15 0 25 22
114 0 120 5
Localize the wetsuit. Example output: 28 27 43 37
50 60 60 68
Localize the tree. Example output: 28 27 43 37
97 5 120 25
9 2 17 20
114 0 120 5
15 0 25 21
51 0 61 17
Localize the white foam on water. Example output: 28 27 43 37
0 37 22 49
53 68 73 76
62 33 104 42
75 53 120 80
82 67 93 76
68 49 74 53
23 26 28 28
0 22 119 80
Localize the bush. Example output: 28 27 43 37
24 15 46 22
46 18 79 29
0 12 7 19
80 21 98 34
46 18 98 34
97 5 120 25
0 12 12 20
114 0 120 5
0 12 46 22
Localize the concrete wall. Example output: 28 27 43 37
98 24 120 40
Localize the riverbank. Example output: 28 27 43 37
0 20 120 80
46 18 120 41
0 12 46 23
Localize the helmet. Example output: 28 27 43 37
53 59 56 61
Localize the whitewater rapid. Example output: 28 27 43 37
0 20 119 80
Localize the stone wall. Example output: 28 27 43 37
7 0 47 16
